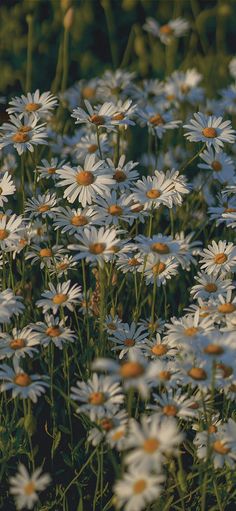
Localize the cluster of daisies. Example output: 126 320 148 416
2 20 236 510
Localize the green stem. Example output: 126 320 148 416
26 15 33 92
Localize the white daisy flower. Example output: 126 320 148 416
109 322 148 359
198 148 235 183
73 132 109 161
149 388 198 421
88 409 128 449
142 333 178 360
53 205 98 234
194 419 236 469
36 280 82 314
30 314 76 349
25 244 66 269
71 99 117 129
25 192 58 219
164 69 204 105
94 190 135 226
106 154 139 191
116 252 143 274
163 311 215 351
131 170 175 210
124 415 183 470
9 464 51 510
97 69 136 101
184 112 236 152
36 157 65 181
109 99 136 127
0 327 39 360
56 154 114 206
208 196 236 226
71 373 124 421
137 106 181 139
7 89 57 119
0 213 23 251
0 289 25 323
190 272 234 301
68 226 121 267
0 114 47 155
49 255 78 278
0 360 49 402
142 254 179 287
114 469 165 511
0 172 15 206
199 240 236 276
144 16 189 44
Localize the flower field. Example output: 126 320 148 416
2 0 236 509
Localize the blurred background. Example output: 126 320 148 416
1 0 236 98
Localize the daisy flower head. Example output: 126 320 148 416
124 414 184 471
198 148 235 183
71 100 117 130
0 360 49 402
0 172 15 207
7 89 57 120
106 154 139 191
0 288 25 323
142 253 179 287
93 190 135 226
142 333 178 360
184 112 236 152
131 170 175 211
208 195 236 226
194 419 236 469
144 17 189 45
53 205 98 234
149 388 198 421
0 327 39 361
116 251 143 274
0 114 48 155
137 106 181 139
114 469 165 511
163 311 215 352
199 240 236 276
25 192 58 219
49 255 78 278
36 157 65 181
70 373 124 421
178 357 217 392
73 132 109 162
68 226 121 267
56 154 114 206
190 272 234 301
109 321 148 359
88 409 128 449
36 280 82 314
165 69 204 106
10 464 51 510
109 99 136 128
31 314 76 349
25 244 66 270
97 69 136 101
0 213 23 252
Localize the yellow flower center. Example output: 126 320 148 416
14 373 32 386
114 169 127 182
188 367 207 381
90 114 105 126
159 370 171 381
108 204 123 216
24 481 36 495
202 127 217 138
149 113 165 126
218 303 236 314
100 418 114 431
151 344 168 356
82 86 96 99
76 170 95 186
180 84 190 94
47 167 56 174
10 338 25 350
46 326 61 337
25 102 41 112
39 248 53 257
133 479 147 494
146 188 161 199
88 144 98 153
128 257 140 267
151 242 170 254
211 160 222 171
224 207 236 213
71 214 88 226
12 132 30 143
216 363 233 378
152 262 166 275
124 338 135 347
112 112 125 121
214 253 227 264
57 262 69 271
213 440 230 455
120 361 144 378
52 293 68 304
111 429 125 441
0 228 9 240
89 391 105 405
160 24 174 35
203 343 224 355
107 322 117 330
38 204 50 213
184 327 198 336
208 424 218 433
204 283 217 293
163 404 178 416
143 438 160 453
89 242 106 254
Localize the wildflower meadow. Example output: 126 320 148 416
2 0 236 509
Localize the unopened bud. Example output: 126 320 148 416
111 272 118 286
63 7 74 30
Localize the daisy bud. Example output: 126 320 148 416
111 272 118 286
117 303 123 318
63 7 74 30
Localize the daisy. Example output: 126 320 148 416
163 311 215 351
199 240 236 276
124 415 183 470
135 234 181 261
10 464 51 510
0 172 15 206
198 148 235 183
131 171 175 210
74 132 109 161
144 17 189 45
97 69 136 101
88 409 128 448
137 106 181 139
184 113 236 152
138 316 165 334
147 358 180 388
109 322 148 359
142 254 179 287
25 244 66 269
31 314 76 349
70 373 124 421
0 114 47 155
0 288 25 323
165 69 204 105
36 157 65 181
213 290 236 322
114 469 165 511
53 205 98 234
149 389 197 421
0 213 23 251
178 358 217 392
104 314 124 334
208 196 236 226
190 272 234 301
7 89 58 119
68 226 121 266
0 360 49 402
25 192 58 219
116 252 143 274
0 327 39 360
49 255 78 278
106 154 139 191
109 99 136 127
94 190 135 226
194 419 236 469
36 280 82 314
71 100 117 129
142 333 178 360
56 154 114 206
